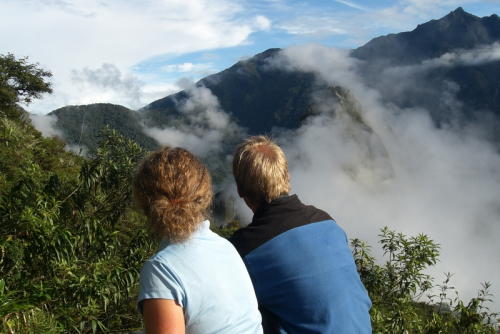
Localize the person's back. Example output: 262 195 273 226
140 220 262 334
229 136 372 333
134 147 262 334
230 195 371 333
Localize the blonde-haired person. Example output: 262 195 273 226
232 135 290 206
229 136 372 334
134 147 262 334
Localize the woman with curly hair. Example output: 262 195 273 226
134 147 262 334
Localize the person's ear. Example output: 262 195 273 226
288 173 290 181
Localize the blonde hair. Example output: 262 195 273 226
133 147 212 243
232 136 290 204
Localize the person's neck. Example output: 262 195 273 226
243 197 260 213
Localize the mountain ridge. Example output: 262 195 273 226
351 7 500 64
48 7 500 151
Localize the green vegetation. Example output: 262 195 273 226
50 104 159 152
1 55 156 332
352 229 499 333
0 53 52 119
210 220 242 239
352 228 440 332
1 124 156 332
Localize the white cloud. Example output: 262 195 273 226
263 43 500 311
143 79 246 157
423 42 500 67
334 0 368 11
140 82 182 105
400 0 474 18
379 42 500 81
30 113 63 138
71 63 144 109
254 14 272 30
30 113 88 154
278 16 347 37
0 0 269 113
161 62 216 75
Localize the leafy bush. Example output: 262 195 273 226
352 228 499 333
210 220 242 239
0 126 156 333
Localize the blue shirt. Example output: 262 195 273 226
229 195 372 334
138 220 263 334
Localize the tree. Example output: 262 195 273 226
351 228 499 333
0 127 155 333
0 53 52 118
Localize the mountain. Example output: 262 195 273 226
42 7 500 224
351 7 500 128
352 8 500 64
141 48 317 135
49 8 500 149
50 103 159 151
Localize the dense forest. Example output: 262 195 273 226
1 54 499 333
49 104 159 151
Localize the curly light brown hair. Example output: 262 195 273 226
133 147 212 243
233 136 290 204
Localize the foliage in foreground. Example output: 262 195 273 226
351 229 499 333
0 53 52 119
1 125 156 333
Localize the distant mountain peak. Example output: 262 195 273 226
352 7 500 63
442 6 480 23
452 6 466 14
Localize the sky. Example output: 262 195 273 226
1 0 500 114
3 0 500 315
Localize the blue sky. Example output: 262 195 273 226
1 0 499 113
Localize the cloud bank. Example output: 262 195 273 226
143 78 246 158
71 63 144 109
266 43 500 309
30 113 88 155
30 113 63 138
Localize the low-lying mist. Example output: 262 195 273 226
223 43 500 310
269 43 500 310
143 78 247 159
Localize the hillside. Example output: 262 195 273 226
47 8 500 148
141 48 317 134
50 103 159 151
351 7 500 128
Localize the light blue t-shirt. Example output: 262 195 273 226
138 220 263 334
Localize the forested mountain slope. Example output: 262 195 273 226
351 7 500 127
50 103 159 151
141 48 317 134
